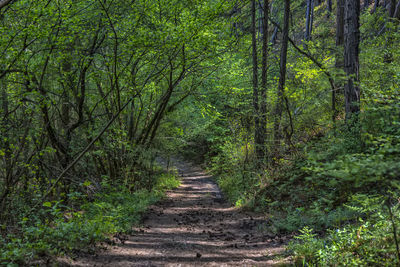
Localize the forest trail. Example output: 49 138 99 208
67 162 288 266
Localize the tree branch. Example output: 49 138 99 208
0 0 14 10
268 18 337 93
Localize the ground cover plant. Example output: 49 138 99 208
1 172 179 265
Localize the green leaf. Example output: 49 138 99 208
43 202 52 208
82 180 92 187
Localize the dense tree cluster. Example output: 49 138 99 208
0 0 231 219
1 0 399 265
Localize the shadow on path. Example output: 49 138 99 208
65 162 289 266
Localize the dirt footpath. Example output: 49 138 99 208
67 163 289 266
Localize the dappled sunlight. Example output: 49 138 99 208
69 163 288 266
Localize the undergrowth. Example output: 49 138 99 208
0 172 180 266
289 195 400 266
203 16 400 264
209 102 400 265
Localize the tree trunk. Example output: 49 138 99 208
259 0 269 163
251 0 261 162
310 0 315 36
327 0 333 15
389 0 396 16
0 0 14 10
270 26 278 45
305 0 312 41
393 0 400 18
344 0 361 120
336 0 345 46
128 100 136 141
332 0 345 123
0 78 11 220
364 0 370 9
273 0 290 157
373 0 380 13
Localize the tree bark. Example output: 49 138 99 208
305 0 312 41
327 0 333 14
344 0 361 120
393 0 400 18
251 0 261 161
258 0 269 162
0 78 11 218
273 0 290 157
333 0 345 123
336 0 345 46
310 0 315 36
0 0 14 10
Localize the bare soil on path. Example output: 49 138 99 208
66 162 289 266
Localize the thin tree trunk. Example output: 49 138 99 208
273 0 290 157
29 97 134 213
0 0 14 10
310 0 315 36
128 100 136 141
373 0 380 13
336 0 345 46
269 1 278 45
389 0 396 16
251 0 261 162
305 0 312 41
393 0 400 18
259 0 269 163
0 78 11 219
333 0 345 123
364 0 370 9
270 26 278 45
144 48 186 147
327 0 333 15
344 0 361 121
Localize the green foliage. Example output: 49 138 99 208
289 196 400 266
0 173 179 265
289 226 322 265
191 8 400 265
209 139 263 207
0 0 233 223
0 0 399 265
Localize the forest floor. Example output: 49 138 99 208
61 162 290 266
